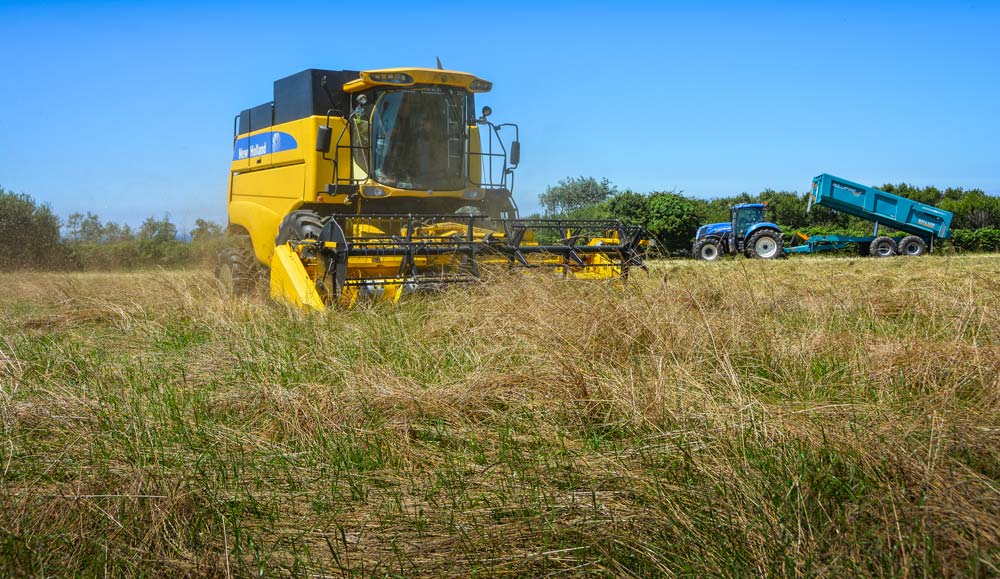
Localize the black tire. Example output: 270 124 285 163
897 235 927 257
215 246 260 294
869 236 897 258
747 229 784 259
692 239 723 261
275 210 325 246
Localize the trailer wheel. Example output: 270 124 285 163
747 230 783 259
897 235 927 257
869 236 897 258
693 239 723 261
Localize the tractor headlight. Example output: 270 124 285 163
362 186 389 198
469 79 492 92
462 189 485 200
368 72 413 84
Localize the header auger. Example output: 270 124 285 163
220 66 645 308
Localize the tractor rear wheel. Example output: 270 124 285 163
869 236 897 258
215 246 260 294
693 239 723 261
897 235 927 257
747 230 783 259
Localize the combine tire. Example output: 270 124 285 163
869 236 897 258
747 230 783 259
276 210 324 245
276 210 326 259
215 246 260 294
693 239 723 261
897 235 927 257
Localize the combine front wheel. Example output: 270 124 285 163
276 210 324 247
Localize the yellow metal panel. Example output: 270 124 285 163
343 68 489 93
270 244 325 311
231 162 305 200
228 198 293 265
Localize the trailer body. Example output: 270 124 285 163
783 175 954 256
810 174 953 240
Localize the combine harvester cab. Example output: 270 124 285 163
221 67 646 309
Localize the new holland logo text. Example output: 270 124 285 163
233 132 299 161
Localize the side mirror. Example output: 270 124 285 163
316 126 332 153
509 141 520 166
481 105 492 118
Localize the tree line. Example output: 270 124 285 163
533 177 1000 254
0 186 227 270
2 179 999 270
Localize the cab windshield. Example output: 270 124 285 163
369 88 469 191
734 206 765 235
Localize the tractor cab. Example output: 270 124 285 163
692 202 784 261
732 203 766 238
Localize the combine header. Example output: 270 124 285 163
220 67 645 308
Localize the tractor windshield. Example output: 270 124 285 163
370 88 468 191
733 206 765 236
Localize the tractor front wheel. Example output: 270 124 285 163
693 239 723 261
747 230 784 259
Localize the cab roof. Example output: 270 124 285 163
343 67 492 93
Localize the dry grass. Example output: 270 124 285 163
1 255 998 577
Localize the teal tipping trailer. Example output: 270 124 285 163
786 174 954 257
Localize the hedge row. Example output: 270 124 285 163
64 238 230 270
950 228 1000 252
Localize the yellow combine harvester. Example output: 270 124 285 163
220 66 645 308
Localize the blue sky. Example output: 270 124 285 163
1 1 997 230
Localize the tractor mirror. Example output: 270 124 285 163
509 141 520 166
316 126 333 153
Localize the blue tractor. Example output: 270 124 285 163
691 203 784 261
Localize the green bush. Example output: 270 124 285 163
950 228 1000 252
0 186 65 268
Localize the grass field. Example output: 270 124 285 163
1 255 998 577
